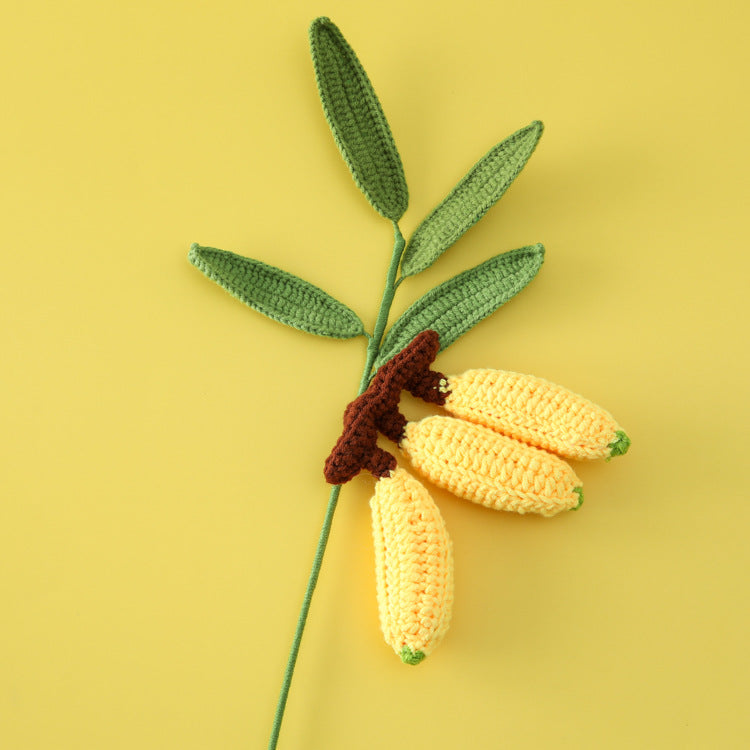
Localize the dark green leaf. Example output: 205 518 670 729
374 244 544 369
309 17 408 221
188 244 365 339
401 121 543 277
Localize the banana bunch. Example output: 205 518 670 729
325 330 629 663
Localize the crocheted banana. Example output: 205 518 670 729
442 369 630 461
325 330 630 660
370 468 454 664
400 415 583 517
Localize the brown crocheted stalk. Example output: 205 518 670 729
324 330 447 484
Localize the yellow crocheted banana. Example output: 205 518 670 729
323 333 632 664
442 369 630 461
370 467 454 664
401 416 583 517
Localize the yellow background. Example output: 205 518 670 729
3 1 749 748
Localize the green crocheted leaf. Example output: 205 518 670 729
309 17 408 221
374 244 544 369
188 244 365 339
400 121 544 277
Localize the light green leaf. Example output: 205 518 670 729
374 244 544 369
188 244 365 339
400 121 543 277
309 17 408 221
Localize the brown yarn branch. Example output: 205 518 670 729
324 330 448 484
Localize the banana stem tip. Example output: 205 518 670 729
606 431 631 460
400 647 426 665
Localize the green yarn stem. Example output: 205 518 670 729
266 483 340 750
268 222 406 750
359 222 405 391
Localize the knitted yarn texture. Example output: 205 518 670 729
323 330 630 657
373 245 545 372
401 122 544 276
401 416 584 517
370 467 454 664
324 330 445 485
443 369 630 460
309 17 408 220
188 243 364 339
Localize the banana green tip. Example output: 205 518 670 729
606 431 631 460
572 486 584 510
399 647 426 665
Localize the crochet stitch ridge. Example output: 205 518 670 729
401 416 583 517
188 244 364 338
309 17 408 221
370 467 454 663
374 245 544 372
401 121 544 276
443 369 629 460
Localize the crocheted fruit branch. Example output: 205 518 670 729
325 328 631 489
324 330 446 484
324 329 628 662
185 16 626 750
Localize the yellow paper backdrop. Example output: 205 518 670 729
2 1 749 748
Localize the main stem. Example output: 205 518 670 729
267 222 405 750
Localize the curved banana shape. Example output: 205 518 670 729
370 468 454 664
401 416 583 517
443 369 630 460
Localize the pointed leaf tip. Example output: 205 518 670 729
309 17 408 220
401 120 545 276
188 243 365 339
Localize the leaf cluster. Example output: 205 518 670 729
189 17 545 363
